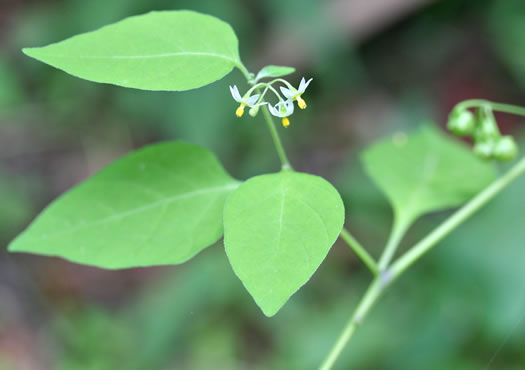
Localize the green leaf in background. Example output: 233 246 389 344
223 171 345 316
23 10 243 91
254 65 296 83
8 142 240 269
361 124 497 228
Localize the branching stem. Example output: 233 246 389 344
242 69 525 370
377 219 409 271
319 156 525 369
340 228 378 275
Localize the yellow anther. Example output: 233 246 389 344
282 117 290 128
236 103 246 117
297 96 307 109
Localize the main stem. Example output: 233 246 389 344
261 105 292 170
319 278 383 370
251 79 291 170
319 156 525 370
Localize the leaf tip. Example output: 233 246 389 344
261 308 278 318
257 300 281 317
6 236 23 253
22 47 43 60
21 47 33 56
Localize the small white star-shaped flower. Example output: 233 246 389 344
268 100 294 127
279 77 313 109
229 85 261 117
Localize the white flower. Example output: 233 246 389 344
229 85 261 117
268 100 294 117
279 77 313 109
268 100 294 127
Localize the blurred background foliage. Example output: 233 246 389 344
1 0 525 369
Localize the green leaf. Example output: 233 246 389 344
8 142 240 269
23 10 243 91
254 65 295 83
223 171 345 316
361 125 497 226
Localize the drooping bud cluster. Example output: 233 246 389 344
448 105 518 161
229 77 313 128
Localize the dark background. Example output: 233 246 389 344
1 0 525 369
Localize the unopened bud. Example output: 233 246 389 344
447 109 475 136
249 106 260 117
473 140 495 160
474 106 500 141
493 136 518 161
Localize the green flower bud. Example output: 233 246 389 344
249 105 260 117
473 140 495 160
474 106 500 142
493 136 519 161
447 109 475 136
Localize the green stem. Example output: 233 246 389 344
319 156 525 370
389 156 525 280
340 228 378 275
247 83 283 101
377 219 409 271
455 99 525 117
269 78 295 89
318 278 383 370
236 62 252 82
246 82 267 96
263 85 284 102
261 104 292 170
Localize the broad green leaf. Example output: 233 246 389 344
8 142 240 269
23 10 243 91
254 65 296 83
361 125 497 227
223 171 345 316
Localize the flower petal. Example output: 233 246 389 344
283 100 294 115
299 77 313 93
280 86 295 100
298 78 306 92
229 85 242 102
268 103 281 117
245 94 260 107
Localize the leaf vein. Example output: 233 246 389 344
33 183 238 240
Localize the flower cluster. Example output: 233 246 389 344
229 77 313 128
448 105 518 161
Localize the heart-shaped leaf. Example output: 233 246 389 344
361 125 497 227
9 142 239 269
224 171 345 316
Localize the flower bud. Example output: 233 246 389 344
493 136 519 161
474 106 500 142
249 106 260 117
447 109 475 136
473 140 495 160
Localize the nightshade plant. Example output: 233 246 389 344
9 10 525 369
